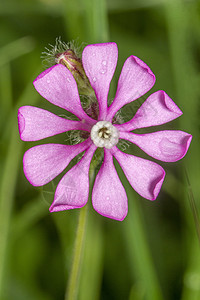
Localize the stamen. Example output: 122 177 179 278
98 127 111 139
91 121 119 149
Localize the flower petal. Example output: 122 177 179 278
48 205 76 212
82 43 118 120
18 106 91 141
92 149 128 221
119 130 192 162
33 64 94 124
117 91 182 131
49 144 96 212
112 147 165 200
107 56 155 121
23 139 91 186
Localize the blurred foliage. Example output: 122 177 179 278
0 0 200 299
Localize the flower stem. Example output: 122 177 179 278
65 204 88 300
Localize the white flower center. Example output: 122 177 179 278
90 121 119 149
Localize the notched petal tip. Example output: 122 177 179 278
18 108 25 138
149 168 165 201
132 55 156 82
49 203 86 213
185 133 193 148
158 131 192 162
159 90 182 116
177 133 192 160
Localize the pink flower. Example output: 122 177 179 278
18 43 192 221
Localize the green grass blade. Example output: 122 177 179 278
0 36 35 67
122 197 164 300
0 76 39 297
165 1 200 299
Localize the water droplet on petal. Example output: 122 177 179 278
47 79 50 84
93 77 97 82
100 60 107 74
106 196 110 201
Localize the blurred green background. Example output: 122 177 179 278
0 0 200 299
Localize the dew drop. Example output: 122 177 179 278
106 196 110 201
47 79 50 84
100 60 107 74
93 77 97 82
67 78 71 83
